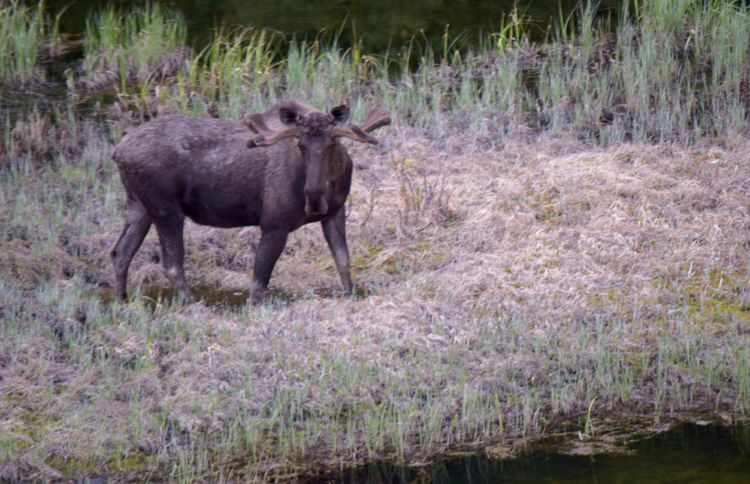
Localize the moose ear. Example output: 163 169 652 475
279 106 301 126
330 104 349 124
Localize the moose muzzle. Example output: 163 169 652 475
304 188 328 216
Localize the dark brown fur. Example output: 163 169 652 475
110 102 390 303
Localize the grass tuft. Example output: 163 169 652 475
0 0 45 82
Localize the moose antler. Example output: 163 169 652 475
246 103 391 147
244 112 297 148
360 107 391 133
245 101 326 148
332 107 391 144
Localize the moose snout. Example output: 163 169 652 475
304 190 329 216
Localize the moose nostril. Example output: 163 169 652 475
305 196 328 215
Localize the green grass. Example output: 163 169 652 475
0 0 45 82
0 0 70 84
82 3 186 93
69 0 750 142
0 0 743 142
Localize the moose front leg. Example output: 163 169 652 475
322 208 353 296
250 229 289 304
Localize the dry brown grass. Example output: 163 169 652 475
2 123 750 480
251 131 750 323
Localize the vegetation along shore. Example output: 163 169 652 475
1 0 750 480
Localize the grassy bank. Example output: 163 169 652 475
2 111 750 480
5 0 750 142
2 0 750 481
66 0 750 143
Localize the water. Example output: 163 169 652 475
314 423 750 483
97 284 253 309
97 283 375 310
44 0 615 52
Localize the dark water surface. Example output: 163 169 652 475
314 423 750 483
98 283 374 311
45 0 615 52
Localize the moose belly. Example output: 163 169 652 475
181 187 261 228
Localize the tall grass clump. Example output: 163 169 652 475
163 30 381 119
173 28 280 117
612 1 706 141
82 3 187 91
0 1 45 83
533 0 750 143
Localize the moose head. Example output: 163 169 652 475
245 101 390 216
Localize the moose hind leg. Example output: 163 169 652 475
110 197 152 300
250 229 289 304
153 212 193 302
322 208 353 295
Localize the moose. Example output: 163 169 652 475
110 101 390 304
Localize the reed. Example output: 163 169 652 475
83 3 186 91
0 0 44 82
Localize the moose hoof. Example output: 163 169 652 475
175 288 196 304
249 289 265 306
